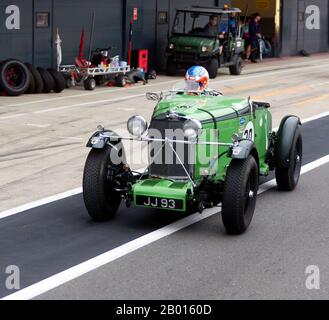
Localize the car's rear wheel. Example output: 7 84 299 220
229 55 243 75
166 59 177 76
275 127 303 191
207 58 218 79
83 146 122 221
222 155 259 235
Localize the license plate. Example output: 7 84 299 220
136 196 184 210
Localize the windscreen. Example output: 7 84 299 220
172 11 217 37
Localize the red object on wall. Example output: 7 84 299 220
132 49 148 72
133 7 138 21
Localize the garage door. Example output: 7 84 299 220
298 0 328 53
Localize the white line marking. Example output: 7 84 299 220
26 123 50 128
2 154 329 300
0 113 27 120
0 111 329 219
0 188 82 220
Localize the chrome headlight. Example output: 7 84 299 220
201 46 209 52
127 115 148 137
183 119 203 139
169 43 175 49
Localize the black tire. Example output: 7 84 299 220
0 59 30 96
222 156 259 235
37 67 55 93
26 69 36 94
25 63 44 93
84 77 96 90
115 75 127 87
64 75 74 88
229 56 243 75
166 59 177 76
275 127 303 191
47 68 65 93
83 147 122 221
206 58 218 79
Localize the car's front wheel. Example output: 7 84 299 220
83 146 122 221
222 155 259 235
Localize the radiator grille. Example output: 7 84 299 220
148 118 195 179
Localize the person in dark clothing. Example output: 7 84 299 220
204 15 219 37
249 13 262 63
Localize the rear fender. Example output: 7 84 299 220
275 116 301 168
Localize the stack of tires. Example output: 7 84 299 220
0 59 65 96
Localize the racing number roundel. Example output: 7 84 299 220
243 121 255 141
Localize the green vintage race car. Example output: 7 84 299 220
83 85 303 235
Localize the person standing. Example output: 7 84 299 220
249 13 262 63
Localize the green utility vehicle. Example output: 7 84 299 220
83 85 302 235
166 6 245 78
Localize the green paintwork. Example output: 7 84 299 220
169 36 216 56
132 92 272 212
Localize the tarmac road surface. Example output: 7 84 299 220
1 54 329 299
0 115 328 300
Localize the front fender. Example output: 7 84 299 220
86 130 121 149
275 116 301 168
230 139 255 160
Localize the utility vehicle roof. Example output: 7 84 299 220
176 6 242 15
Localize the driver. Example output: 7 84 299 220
185 66 209 92
204 15 219 37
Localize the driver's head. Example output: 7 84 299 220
254 13 261 22
185 66 209 92
209 15 218 26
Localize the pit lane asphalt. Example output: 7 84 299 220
0 115 329 299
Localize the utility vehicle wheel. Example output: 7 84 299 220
37 67 55 93
222 155 259 235
47 68 65 93
207 58 218 79
275 127 303 191
25 63 44 93
115 75 127 87
83 146 122 221
229 56 243 75
166 59 177 76
0 59 30 96
84 77 96 90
